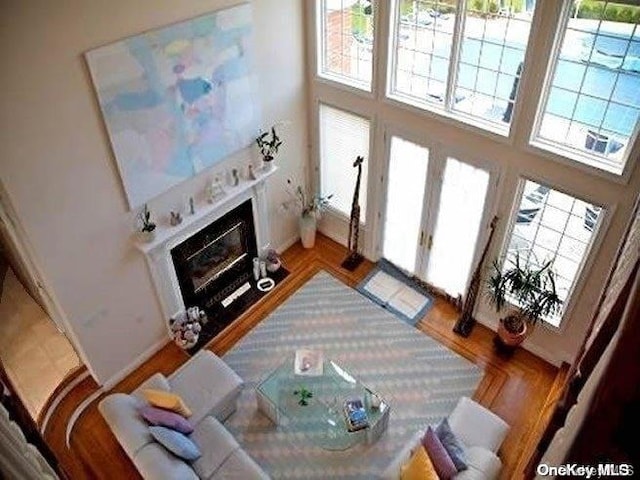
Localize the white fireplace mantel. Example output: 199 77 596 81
135 166 277 321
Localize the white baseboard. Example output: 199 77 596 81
318 222 375 261
474 315 564 367
520 341 564 367
275 234 300 254
318 219 347 249
101 337 170 390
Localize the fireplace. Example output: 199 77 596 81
135 168 285 354
171 200 257 311
168 198 288 353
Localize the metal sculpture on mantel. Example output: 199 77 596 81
341 155 365 271
453 215 499 337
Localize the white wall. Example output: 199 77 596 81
0 0 307 384
307 0 640 366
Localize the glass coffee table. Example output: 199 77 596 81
255 355 390 451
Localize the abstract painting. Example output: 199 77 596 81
86 4 257 208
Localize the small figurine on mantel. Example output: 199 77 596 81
169 211 183 226
206 176 225 203
248 164 257 181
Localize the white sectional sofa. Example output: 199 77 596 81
99 350 268 480
382 396 509 480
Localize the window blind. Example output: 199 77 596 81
319 104 370 219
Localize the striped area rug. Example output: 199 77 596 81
223 271 482 479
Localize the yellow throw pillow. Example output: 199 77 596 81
142 389 192 418
400 445 439 480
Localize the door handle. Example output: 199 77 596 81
419 232 433 250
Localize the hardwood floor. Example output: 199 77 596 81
43 234 561 479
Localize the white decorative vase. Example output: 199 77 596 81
299 214 317 249
138 230 156 243
262 159 274 172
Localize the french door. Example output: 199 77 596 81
381 133 496 298
382 136 430 273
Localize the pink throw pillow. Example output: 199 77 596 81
139 406 194 434
422 426 458 480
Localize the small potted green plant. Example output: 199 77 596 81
293 386 313 406
265 248 282 273
256 126 282 171
486 254 563 347
137 203 157 243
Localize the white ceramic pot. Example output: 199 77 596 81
266 259 281 273
299 214 317 249
262 159 274 172
138 230 156 243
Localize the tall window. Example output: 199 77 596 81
503 179 604 327
317 0 375 90
533 0 640 175
390 0 459 105
319 104 370 218
388 0 537 132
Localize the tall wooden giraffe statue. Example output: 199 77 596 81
342 156 365 271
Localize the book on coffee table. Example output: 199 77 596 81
343 398 369 432
294 349 323 376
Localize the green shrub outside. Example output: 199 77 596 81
399 0 457 16
571 0 640 23
400 0 413 16
355 0 637 31
466 0 528 17
351 1 373 37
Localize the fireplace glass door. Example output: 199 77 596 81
170 199 257 309
187 222 246 294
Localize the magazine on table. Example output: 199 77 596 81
343 397 369 432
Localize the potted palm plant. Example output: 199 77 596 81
486 254 563 347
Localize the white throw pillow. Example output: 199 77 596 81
447 397 509 453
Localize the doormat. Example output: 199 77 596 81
356 259 433 326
